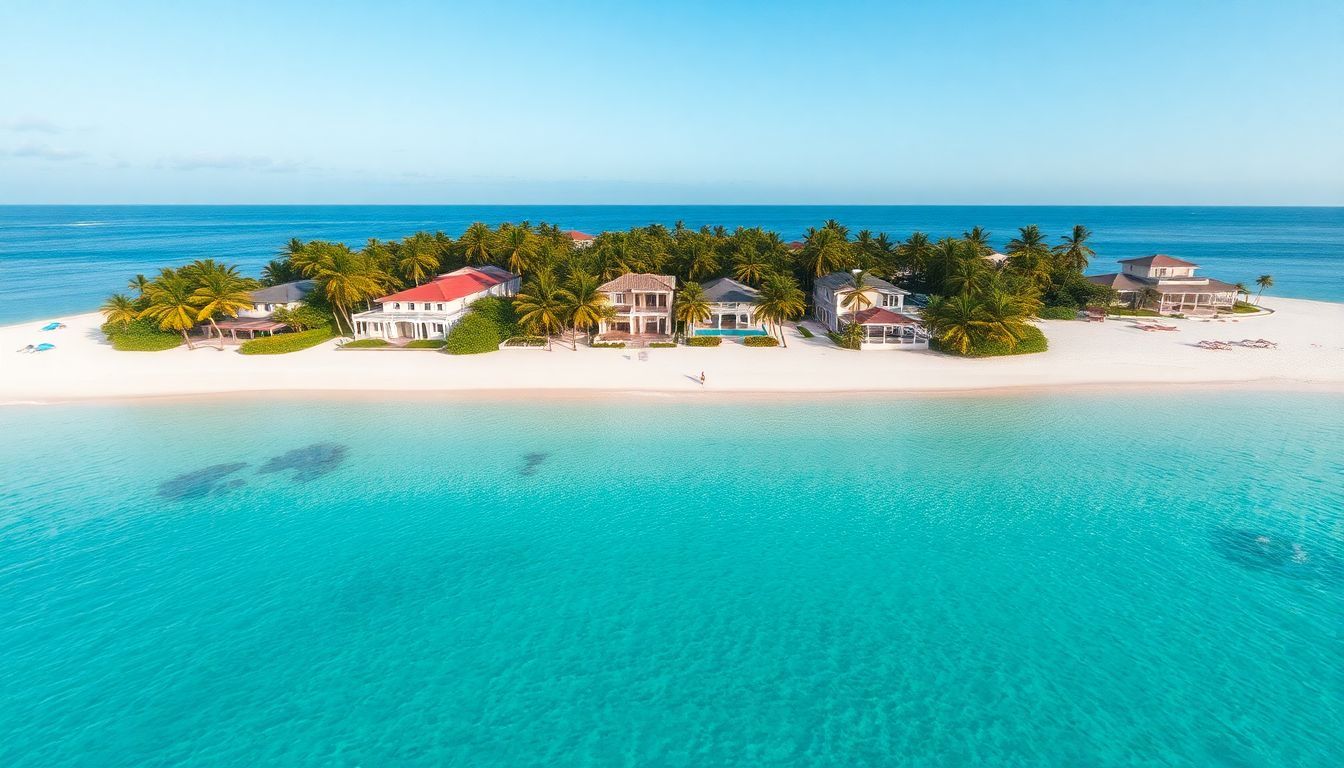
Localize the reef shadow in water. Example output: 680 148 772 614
258 443 349 483
1211 527 1344 585
519 451 550 477
157 462 249 500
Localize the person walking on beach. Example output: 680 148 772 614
700 371 706 386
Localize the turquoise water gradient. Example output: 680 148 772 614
1 394 1342 766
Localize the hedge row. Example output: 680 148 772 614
1037 306 1080 320
238 328 336 355
744 335 780 347
102 318 183 351
687 336 721 347
933 325 1048 358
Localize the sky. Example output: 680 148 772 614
1 0 1341 205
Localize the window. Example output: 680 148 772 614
882 294 901 308
612 292 624 304
408 302 417 310
393 302 401 309
264 303 273 312
437 303 445 311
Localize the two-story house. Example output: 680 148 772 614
352 265 519 343
596 273 676 341
695 277 761 335
812 271 927 350
1087 255 1238 315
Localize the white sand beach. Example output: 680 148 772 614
2 298 1342 404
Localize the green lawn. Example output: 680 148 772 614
1106 307 1161 317
238 328 337 355
340 338 391 348
1229 302 1263 314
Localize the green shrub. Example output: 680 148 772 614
102 318 182 351
591 341 626 348
404 339 447 349
687 336 721 347
445 313 503 354
271 304 333 331
1038 306 1080 320
238 327 337 355
469 297 518 338
341 338 390 348
503 336 547 347
830 323 863 350
649 341 677 348
933 325 1048 358
797 324 814 338
744 335 780 347
1229 302 1262 314
1106 307 1161 317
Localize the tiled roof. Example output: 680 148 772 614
815 271 906 294
377 267 516 304
1119 254 1199 268
1086 273 1149 291
700 277 759 303
852 307 919 326
248 279 315 303
598 273 676 292
565 230 596 241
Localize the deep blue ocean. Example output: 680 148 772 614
0 205 1341 324
1 394 1341 766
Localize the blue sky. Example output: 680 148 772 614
1 0 1341 204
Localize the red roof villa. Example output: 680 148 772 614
564 230 597 248
1087 255 1239 315
352 266 519 343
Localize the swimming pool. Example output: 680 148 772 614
692 327 768 337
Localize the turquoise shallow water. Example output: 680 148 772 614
1 394 1342 766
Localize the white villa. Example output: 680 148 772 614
352 266 519 343
1087 255 1239 315
239 280 315 319
695 277 760 335
596 273 676 342
813 271 929 350
565 230 597 248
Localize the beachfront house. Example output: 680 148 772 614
813 271 928 350
695 277 760 335
352 266 518 343
239 280 315 319
1087 255 1238 315
565 230 597 248
596 273 676 342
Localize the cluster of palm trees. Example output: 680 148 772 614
669 274 807 346
101 260 258 349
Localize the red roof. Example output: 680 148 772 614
786 240 805 251
565 230 596 241
852 307 919 326
377 267 513 304
1119 254 1198 268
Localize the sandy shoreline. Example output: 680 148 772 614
3 297 1342 406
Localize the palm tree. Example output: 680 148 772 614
1006 225 1053 289
311 246 382 336
962 226 992 256
839 269 875 324
754 273 806 346
1233 281 1250 305
1255 274 1274 304
1053 225 1094 271
673 281 712 336
801 227 850 279
459 222 493 265
192 270 255 350
733 246 768 285
1135 286 1161 312
945 257 989 297
127 274 150 297
101 293 138 328
397 232 440 286
975 288 1033 349
895 231 935 279
923 294 982 355
683 237 720 280
563 271 611 347
514 273 569 346
261 259 297 286
139 273 200 349
498 224 539 276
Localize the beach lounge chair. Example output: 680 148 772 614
34 343 55 352
17 344 36 353
1152 324 1179 331
40 322 65 331
638 351 649 362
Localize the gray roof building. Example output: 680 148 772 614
249 279 315 304
700 277 759 303
814 272 906 294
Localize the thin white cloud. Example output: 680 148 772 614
166 153 304 174
6 142 86 160
1 116 62 134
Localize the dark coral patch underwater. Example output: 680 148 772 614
157 462 249 500
258 443 349 483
